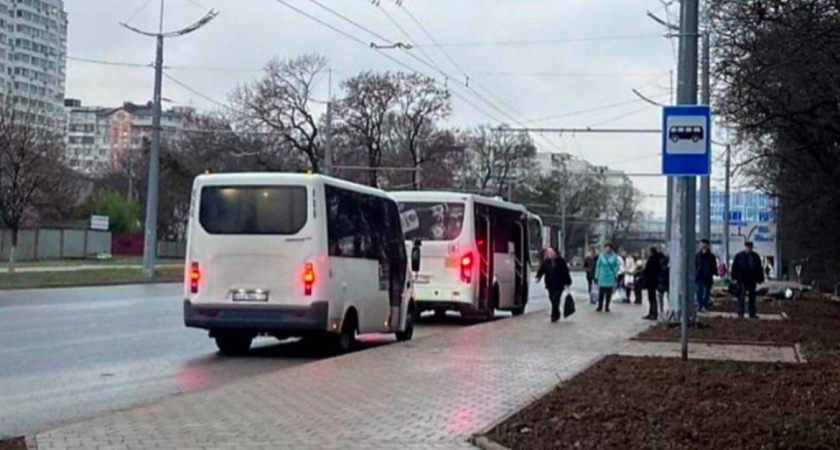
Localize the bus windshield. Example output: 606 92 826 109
398 202 465 242
199 185 308 235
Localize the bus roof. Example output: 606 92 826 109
389 190 529 214
193 173 394 200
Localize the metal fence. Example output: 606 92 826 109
0 228 112 262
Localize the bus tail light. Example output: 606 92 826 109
190 262 201 294
460 253 473 283
303 262 315 296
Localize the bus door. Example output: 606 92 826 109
492 210 517 310
513 220 527 307
474 205 491 310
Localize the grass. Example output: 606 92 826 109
0 266 183 290
0 256 184 270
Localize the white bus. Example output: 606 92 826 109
184 173 418 354
390 192 542 320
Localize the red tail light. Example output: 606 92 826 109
303 262 315 296
460 253 473 283
190 262 201 294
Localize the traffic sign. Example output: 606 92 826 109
662 105 712 176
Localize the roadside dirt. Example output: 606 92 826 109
487 296 840 449
0 438 25 450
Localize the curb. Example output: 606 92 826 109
470 435 510 450
0 279 182 291
631 336 800 347
794 343 808 364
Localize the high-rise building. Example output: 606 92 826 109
65 99 195 174
0 0 67 128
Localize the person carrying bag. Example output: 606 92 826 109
535 247 573 322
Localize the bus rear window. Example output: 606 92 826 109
199 186 308 235
399 202 465 241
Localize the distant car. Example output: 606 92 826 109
669 125 704 143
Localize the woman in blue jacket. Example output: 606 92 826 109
594 243 621 312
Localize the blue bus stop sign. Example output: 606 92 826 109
662 105 712 176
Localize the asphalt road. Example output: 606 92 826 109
0 275 582 438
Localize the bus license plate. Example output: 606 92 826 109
414 275 431 284
232 290 269 302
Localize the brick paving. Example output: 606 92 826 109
32 292 650 450
620 340 800 363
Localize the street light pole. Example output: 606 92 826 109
724 144 731 267
121 1 217 279
670 0 701 361
699 31 712 243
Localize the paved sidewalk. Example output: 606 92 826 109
620 341 800 363
32 301 651 449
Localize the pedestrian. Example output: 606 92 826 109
633 258 645 306
583 248 597 294
657 251 670 316
731 241 765 319
619 249 636 303
695 239 718 313
642 247 662 320
535 247 573 322
594 243 620 312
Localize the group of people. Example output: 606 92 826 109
535 239 767 322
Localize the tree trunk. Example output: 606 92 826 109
8 228 18 274
368 151 378 187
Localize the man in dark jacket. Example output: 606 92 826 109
695 239 718 313
731 241 765 319
583 248 596 294
536 247 573 322
642 247 662 320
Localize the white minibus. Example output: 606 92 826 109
184 173 418 354
390 191 542 320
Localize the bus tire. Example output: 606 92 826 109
214 333 253 356
511 306 526 316
331 311 357 354
396 302 416 342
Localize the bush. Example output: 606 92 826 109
78 189 142 233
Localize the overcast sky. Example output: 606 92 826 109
65 0 710 217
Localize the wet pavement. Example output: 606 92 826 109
0 277 571 439
29 273 646 450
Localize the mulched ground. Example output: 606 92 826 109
487 296 840 449
641 296 840 360
488 356 840 450
0 438 25 450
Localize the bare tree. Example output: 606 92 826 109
462 126 536 197
335 71 400 187
232 54 327 172
514 155 610 255
606 177 642 246
712 0 840 286
390 73 451 189
0 108 71 273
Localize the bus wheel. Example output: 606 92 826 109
214 333 253 356
331 312 357 354
396 302 415 342
511 306 526 317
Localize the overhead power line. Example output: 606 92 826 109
268 0 508 125
409 33 664 48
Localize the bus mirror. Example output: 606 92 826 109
411 239 422 273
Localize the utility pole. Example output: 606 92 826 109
559 192 567 257
775 199 782 279
323 68 333 177
699 31 712 243
723 144 731 268
670 0 700 361
122 1 217 279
